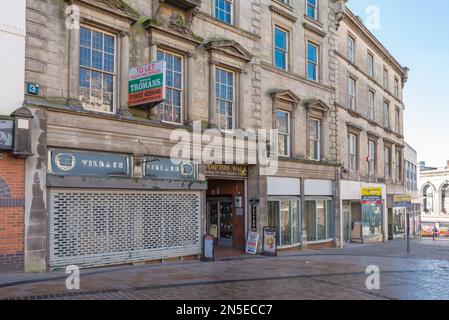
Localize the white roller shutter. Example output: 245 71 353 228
49 189 201 270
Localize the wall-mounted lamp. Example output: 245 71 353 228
10 107 33 158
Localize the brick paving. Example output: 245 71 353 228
1 239 449 300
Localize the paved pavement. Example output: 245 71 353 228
1 239 449 300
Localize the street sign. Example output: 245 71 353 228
129 61 166 107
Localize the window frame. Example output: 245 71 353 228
395 107 401 133
307 41 319 82
367 51 374 78
383 101 390 129
214 0 234 25
348 77 356 111
156 49 184 125
306 0 319 21
349 133 358 173
383 67 389 89
348 35 355 64
79 25 117 114
274 25 289 71
384 145 392 180
268 199 301 247
394 77 400 98
368 140 377 175
306 199 333 242
395 149 402 183
309 118 321 161
276 109 291 158
368 89 375 121
215 66 236 132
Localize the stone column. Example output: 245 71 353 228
237 70 245 129
150 41 158 62
68 25 81 109
186 53 195 126
119 31 131 117
209 60 217 127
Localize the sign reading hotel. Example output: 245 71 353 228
48 149 131 177
128 61 166 107
361 187 383 205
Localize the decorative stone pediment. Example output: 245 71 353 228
145 0 203 45
304 99 330 113
160 0 201 10
269 89 300 106
204 40 254 64
66 0 140 24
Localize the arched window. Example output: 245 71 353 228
423 185 434 213
442 184 449 214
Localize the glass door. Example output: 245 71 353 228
219 201 233 246
343 204 351 242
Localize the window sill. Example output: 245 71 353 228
196 12 261 41
261 62 335 93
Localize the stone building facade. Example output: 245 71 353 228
419 162 449 234
334 5 408 243
19 0 408 271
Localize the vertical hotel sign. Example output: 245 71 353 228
129 61 166 107
361 187 383 205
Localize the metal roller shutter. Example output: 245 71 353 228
49 189 202 270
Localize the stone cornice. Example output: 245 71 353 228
261 62 336 93
341 7 406 77
66 0 140 24
195 12 261 42
269 5 298 23
303 22 327 38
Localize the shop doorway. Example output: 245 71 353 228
206 179 246 250
207 199 233 247
343 202 351 242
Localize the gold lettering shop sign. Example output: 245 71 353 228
206 164 248 177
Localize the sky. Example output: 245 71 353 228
347 0 449 168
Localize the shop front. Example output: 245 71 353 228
205 164 248 250
341 181 387 244
267 177 301 249
46 149 206 270
304 179 334 249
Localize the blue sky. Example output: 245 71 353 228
348 0 449 167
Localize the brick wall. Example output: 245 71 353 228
0 151 25 268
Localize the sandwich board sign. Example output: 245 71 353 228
129 60 166 107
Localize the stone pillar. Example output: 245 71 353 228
237 70 245 129
24 108 47 272
150 41 158 62
186 53 195 126
119 32 131 117
209 61 217 127
68 26 81 109
300 178 308 249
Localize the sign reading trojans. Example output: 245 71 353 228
361 187 383 205
129 61 166 107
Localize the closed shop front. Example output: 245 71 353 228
49 189 201 269
47 149 205 270
267 177 301 249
